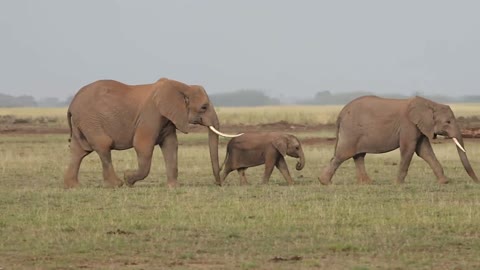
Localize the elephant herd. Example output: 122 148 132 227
63 78 478 188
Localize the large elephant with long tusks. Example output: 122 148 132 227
319 95 478 185
64 78 243 188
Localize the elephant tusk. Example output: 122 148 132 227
452 137 466 153
209 126 244 138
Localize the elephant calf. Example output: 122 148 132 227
220 132 305 185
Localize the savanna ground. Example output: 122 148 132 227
1 105 480 269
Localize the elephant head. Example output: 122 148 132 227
272 134 305 170
153 78 243 184
408 96 478 183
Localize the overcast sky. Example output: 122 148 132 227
1 0 479 100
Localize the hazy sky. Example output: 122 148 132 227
1 0 479 100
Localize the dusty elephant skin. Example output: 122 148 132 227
63 78 242 188
319 95 479 185
219 132 305 185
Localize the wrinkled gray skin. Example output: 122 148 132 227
64 78 225 188
220 132 305 185
319 96 478 185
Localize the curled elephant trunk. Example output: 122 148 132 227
296 150 305 170
450 128 479 183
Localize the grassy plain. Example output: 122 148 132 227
1 103 479 127
1 132 480 269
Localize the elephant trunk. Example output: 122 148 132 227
208 110 221 185
451 127 479 183
296 149 305 170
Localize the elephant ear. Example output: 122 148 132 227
152 80 189 134
272 135 287 157
407 97 435 139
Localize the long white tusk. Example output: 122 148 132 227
209 126 244 138
452 137 466 153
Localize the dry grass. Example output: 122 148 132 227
448 103 480 118
1 104 480 268
2 103 479 128
215 105 342 126
0 133 479 269
0 107 66 117
0 107 67 127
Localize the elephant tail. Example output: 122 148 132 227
333 115 341 155
67 110 73 143
220 151 228 171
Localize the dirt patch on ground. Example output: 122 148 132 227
301 137 337 145
462 127 480 138
0 125 69 135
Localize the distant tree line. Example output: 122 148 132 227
296 90 480 105
0 93 38 107
1 90 480 108
209 89 280 107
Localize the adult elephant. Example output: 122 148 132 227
319 96 478 185
63 78 242 188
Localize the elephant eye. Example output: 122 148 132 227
446 120 451 124
200 103 208 112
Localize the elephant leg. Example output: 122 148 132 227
396 140 416 184
124 141 154 187
319 154 350 185
353 153 372 184
275 156 294 185
237 168 249 185
91 135 123 188
96 149 123 188
262 160 276 184
64 138 92 189
319 138 356 185
160 131 179 187
415 137 448 184
262 149 279 184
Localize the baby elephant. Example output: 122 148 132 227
219 132 305 185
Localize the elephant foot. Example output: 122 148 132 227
105 181 124 188
395 179 405 184
105 178 124 188
437 177 449 184
359 177 373 185
124 171 137 187
64 179 80 189
318 176 332 185
125 181 135 187
167 180 178 188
